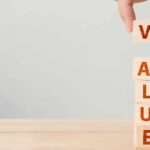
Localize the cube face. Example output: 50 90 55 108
133 58 150 80
135 125 150 149
133 20 150 43
135 80 150 102
136 103 150 124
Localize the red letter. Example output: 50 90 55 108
143 130 150 145
139 25 150 39
138 62 150 76
140 107 150 121
143 84 150 99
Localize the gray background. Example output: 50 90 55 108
0 0 149 118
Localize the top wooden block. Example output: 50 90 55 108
133 20 150 43
133 58 150 80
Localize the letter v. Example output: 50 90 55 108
139 25 150 39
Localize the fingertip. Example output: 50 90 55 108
124 21 133 32
127 27 133 33
124 17 134 33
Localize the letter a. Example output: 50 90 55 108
138 62 150 76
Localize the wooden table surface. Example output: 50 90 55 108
0 120 136 150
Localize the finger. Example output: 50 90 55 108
134 0 147 3
123 5 135 32
118 0 136 32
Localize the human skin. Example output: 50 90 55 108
118 0 146 32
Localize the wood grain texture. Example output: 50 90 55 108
0 120 136 150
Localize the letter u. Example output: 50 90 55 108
140 107 150 121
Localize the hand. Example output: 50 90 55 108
118 0 145 32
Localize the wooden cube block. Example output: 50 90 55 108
136 103 150 124
134 125 150 149
133 57 150 80
133 20 150 42
135 80 150 102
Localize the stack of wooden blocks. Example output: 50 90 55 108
133 20 150 149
